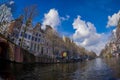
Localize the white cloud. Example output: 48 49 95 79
72 16 90 39
42 9 70 30
9 1 14 5
42 9 61 30
107 11 120 27
61 15 70 21
72 16 109 56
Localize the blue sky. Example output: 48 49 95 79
13 0 120 33
9 0 120 54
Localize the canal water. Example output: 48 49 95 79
0 57 120 80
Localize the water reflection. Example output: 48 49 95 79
104 57 120 79
0 61 16 80
73 58 114 80
0 58 120 80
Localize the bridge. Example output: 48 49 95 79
0 34 28 63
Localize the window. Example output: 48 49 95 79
36 33 38 36
28 35 31 39
32 36 34 41
41 47 43 54
47 48 48 54
35 38 37 41
16 34 19 38
20 32 23 36
47 42 48 46
39 34 41 37
19 39 21 41
34 43 36 51
24 33 27 38
18 43 20 46
38 38 40 42
30 43 33 50
37 45 39 52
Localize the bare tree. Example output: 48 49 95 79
0 4 13 36
20 5 39 47
23 5 38 22
45 25 59 57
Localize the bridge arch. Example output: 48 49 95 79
0 39 14 61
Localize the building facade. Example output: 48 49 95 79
8 20 55 58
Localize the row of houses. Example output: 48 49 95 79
1 15 80 59
0 4 97 62
100 28 120 57
0 14 97 61
6 16 55 58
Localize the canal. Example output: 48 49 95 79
0 57 120 80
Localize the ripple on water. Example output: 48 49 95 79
0 58 120 80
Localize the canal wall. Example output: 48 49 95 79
13 46 57 63
0 35 57 64
0 35 94 64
